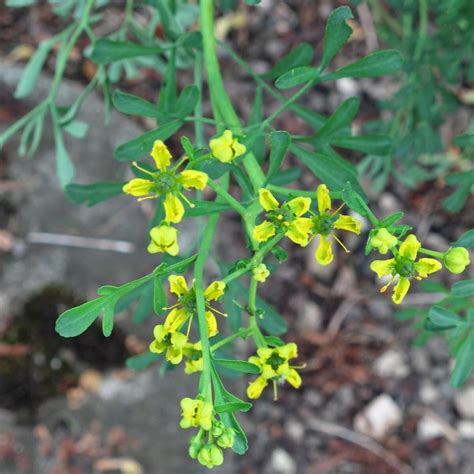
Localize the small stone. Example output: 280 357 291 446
419 382 440 404
354 394 402 440
374 350 410 379
336 78 359 98
265 448 297 474
296 301 323 333
304 390 324 408
285 419 305 443
457 420 474 440
454 387 474 418
417 413 458 442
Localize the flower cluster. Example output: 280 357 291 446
181 397 235 469
253 185 361 266
149 275 226 364
247 343 302 400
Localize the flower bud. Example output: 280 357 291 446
443 247 470 274
217 428 235 449
197 444 224 468
253 263 270 282
211 421 225 438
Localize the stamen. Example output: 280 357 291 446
331 203 345 216
332 234 349 253
179 192 195 208
380 275 395 293
206 304 228 317
273 380 278 401
162 303 180 311
137 195 158 202
132 161 155 176
186 314 194 337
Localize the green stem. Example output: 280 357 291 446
193 51 204 148
267 184 316 199
207 179 248 217
414 0 428 61
211 328 252 352
248 277 266 348
419 248 444 259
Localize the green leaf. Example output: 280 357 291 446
453 134 474 148
379 211 404 227
89 39 164 65
330 135 392 155
15 39 55 98
52 121 75 188
265 131 291 184
155 0 182 40
132 283 154 324
6 0 35 6
275 66 319 89
214 358 260 374
184 200 232 217
256 296 288 336
214 401 252 413
450 331 474 387
321 50 403 81
114 121 182 160
102 304 114 337
320 6 354 71
454 230 474 248
65 182 126 207
56 298 107 338
62 120 89 138
313 97 360 140
193 159 232 180
268 166 301 186
249 86 263 126
442 183 471 213
263 43 314 80
427 306 461 330
341 181 369 216
113 90 158 117
263 335 285 347
126 351 161 371
153 275 167 314
174 85 200 118
451 279 474 298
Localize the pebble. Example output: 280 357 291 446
419 382 440 404
457 420 474 440
303 390 324 408
296 300 323 333
285 419 305 443
454 386 474 418
374 350 410 379
336 77 359 98
417 413 458 442
354 394 402 440
265 448 297 474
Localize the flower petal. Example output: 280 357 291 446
399 234 420 260
168 275 189 298
151 140 172 171
315 235 333 265
204 281 226 301
232 140 247 158
164 307 188 332
392 277 410 304
334 214 361 235
247 376 268 399
123 178 154 197
286 218 312 247
370 258 396 278
171 331 188 349
286 369 302 389
414 258 442 278
210 130 235 163
205 310 218 337
259 189 279 211
164 193 184 223
147 225 179 256
316 184 331 214
278 342 298 360
178 170 208 190
253 221 276 242
287 197 311 217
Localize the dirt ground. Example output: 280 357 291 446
1 1 473 473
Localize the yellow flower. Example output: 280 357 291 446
183 341 203 374
149 324 187 364
252 189 312 246
370 234 442 304
209 130 246 163
163 275 226 337
309 184 361 265
370 228 398 254
253 263 270 282
147 224 179 256
247 342 302 400
180 397 213 431
122 139 208 223
443 247 470 274
197 444 224 468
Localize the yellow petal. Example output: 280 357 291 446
370 258 396 278
287 197 311 217
164 193 184 223
316 184 331 214
334 214 361 235
166 347 184 364
253 221 276 242
392 277 410 304
147 225 179 256
232 140 247 158
278 342 298 360
171 331 188 349
153 324 166 341
151 140 172 171
258 189 279 211
164 307 188 332
123 178 153 197
204 281 226 301
286 369 302 389
149 339 165 354
370 228 398 254
205 310 218 337
315 235 333 265
247 376 268 399
399 234 420 260
286 217 313 246
168 275 189 298
178 170 208 190
210 130 235 163
414 258 442 278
